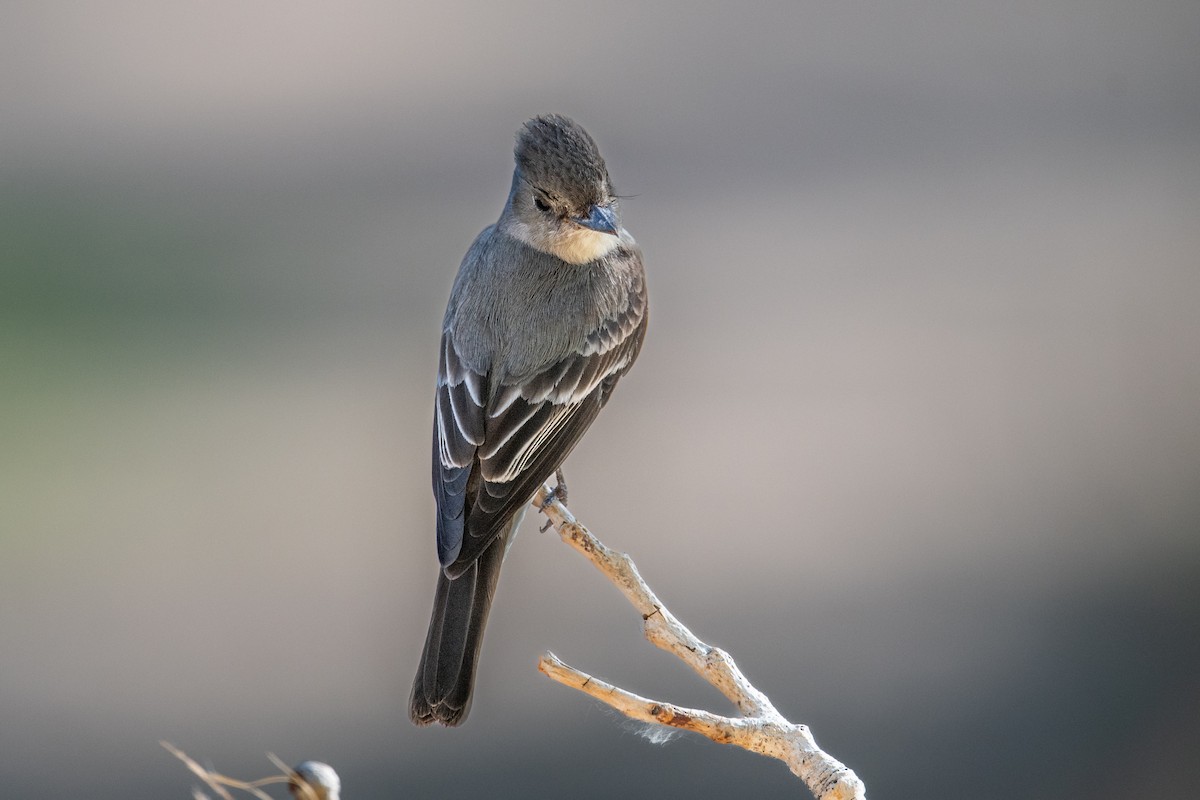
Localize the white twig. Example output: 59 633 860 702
532 485 867 800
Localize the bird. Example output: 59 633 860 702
410 114 649 726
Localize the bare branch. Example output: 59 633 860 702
532 485 868 800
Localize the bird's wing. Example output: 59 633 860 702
433 275 647 577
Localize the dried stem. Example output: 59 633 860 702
161 743 328 800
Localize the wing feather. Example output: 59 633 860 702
432 264 647 576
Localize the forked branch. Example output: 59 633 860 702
531 484 867 800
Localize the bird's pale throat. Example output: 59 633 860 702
510 220 622 265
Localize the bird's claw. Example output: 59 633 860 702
553 467 568 507
538 468 569 532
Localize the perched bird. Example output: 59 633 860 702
410 114 649 726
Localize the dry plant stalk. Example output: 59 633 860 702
531 484 868 800
160 743 324 800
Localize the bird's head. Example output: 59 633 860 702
506 114 624 264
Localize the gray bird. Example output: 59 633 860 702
410 114 648 726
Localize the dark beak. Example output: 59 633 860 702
573 204 620 236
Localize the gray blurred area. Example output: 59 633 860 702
2 2 1199 798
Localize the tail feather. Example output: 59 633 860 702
410 517 513 726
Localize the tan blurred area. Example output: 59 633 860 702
2 3 1198 798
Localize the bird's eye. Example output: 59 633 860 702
533 196 551 213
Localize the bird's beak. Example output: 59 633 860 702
573 204 620 236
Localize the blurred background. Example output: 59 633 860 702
2 2 1198 798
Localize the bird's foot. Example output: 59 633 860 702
553 467 568 507
538 468 569 531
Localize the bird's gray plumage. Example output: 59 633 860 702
514 115 613 218
411 115 647 726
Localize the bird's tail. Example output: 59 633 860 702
409 515 517 726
